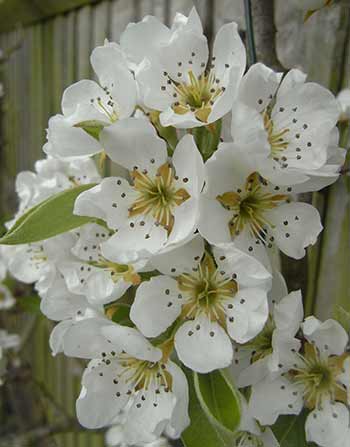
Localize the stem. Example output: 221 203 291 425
243 0 257 66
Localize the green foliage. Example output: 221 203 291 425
74 120 105 140
0 184 97 245
18 295 42 314
181 368 240 447
272 411 310 447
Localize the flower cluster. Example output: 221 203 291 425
0 8 347 447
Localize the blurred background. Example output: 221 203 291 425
0 0 349 446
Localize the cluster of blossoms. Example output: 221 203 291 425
0 8 348 447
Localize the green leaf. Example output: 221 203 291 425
0 183 97 245
74 120 105 139
273 411 310 447
192 119 222 161
194 370 241 433
181 368 238 447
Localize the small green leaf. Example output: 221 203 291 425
110 304 133 326
192 119 222 161
273 411 309 447
181 368 238 447
0 184 97 245
194 370 241 433
74 120 105 139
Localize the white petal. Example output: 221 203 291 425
212 22 246 82
238 63 282 113
213 244 271 289
63 318 113 359
172 134 205 198
160 30 208 81
46 114 102 158
249 376 303 425
166 198 199 247
131 276 182 338
306 402 350 447
90 44 136 118
165 361 190 438
101 325 162 363
267 202 322 259
159 107 203 129
101 118 167 174
74 177 134 230
198 196 232 245
49 320 73 355
268 269 288 308
302 317 348 355
174 315 233 373
77 360 130 429
151 234 205 276
120 16 171 65
101 215 168 264
225 288 269 343
274 290 304 335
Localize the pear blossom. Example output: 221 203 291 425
198 145 323 265
130 235 271 373
74 119 205 263
63 318 189 444
121 8 246 128
248 317 350 447
231 290 303 388
44 41 136 159
59 223 146 306
231 63 342 187
4 232 77 296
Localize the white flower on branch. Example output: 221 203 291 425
231 63 344 189
63 318 189 444
121 8 246 128
131 235 271 373
44 41 137 159
198 145 323 266
74 119 205 264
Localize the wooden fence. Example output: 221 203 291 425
0 0 349 446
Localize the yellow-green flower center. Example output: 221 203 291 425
217 172 288 241
177 253 237 323
171 70 224 122
291 343 348 409
129 163 190 233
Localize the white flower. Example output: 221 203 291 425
44 41 137 158
231 63 342 188
248 317 350 440
231 290 303 388
130 235 270 373
233 394 280 447
198 144 323 265
121 8 246 128
337 89 350 120
63 318 189 444
74 119 205 264
4 232 77 295
59 224 146 306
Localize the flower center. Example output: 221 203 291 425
216 173 288 242
129 163 190 233
263 110 290 163
290 343 348 409
91 257 140 285
118 355 173 392
171 70 224 122
177 253 237 323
